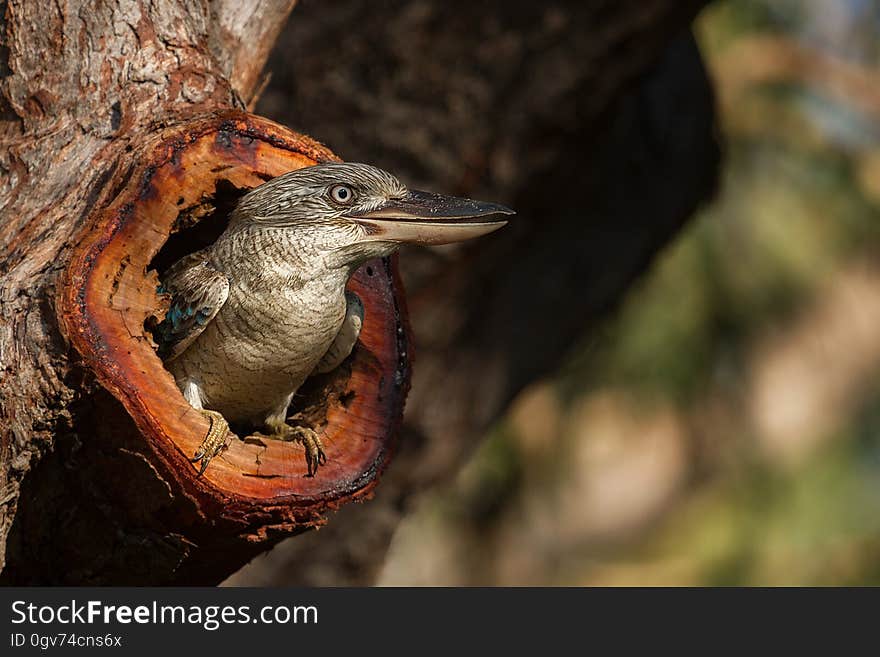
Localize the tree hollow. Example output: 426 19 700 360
59 111 411 529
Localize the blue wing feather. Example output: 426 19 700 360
153 250 230 362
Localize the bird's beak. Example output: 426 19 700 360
345 190 513 245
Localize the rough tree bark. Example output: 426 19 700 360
0 0 404 585
228 0 720 585
1 0 718 585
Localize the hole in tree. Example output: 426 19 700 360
149 179 244 277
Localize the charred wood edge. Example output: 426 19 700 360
56 110 413 537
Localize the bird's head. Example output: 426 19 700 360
229 162 512 267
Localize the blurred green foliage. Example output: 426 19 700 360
380 0 880 585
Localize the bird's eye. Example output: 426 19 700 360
329 184 354 204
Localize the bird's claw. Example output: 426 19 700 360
191 409 230 475
279 425 327 477
300 427 327 478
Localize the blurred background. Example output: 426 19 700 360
230 0 880 585
378 0 880 586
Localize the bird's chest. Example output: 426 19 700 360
220 277 345 372
187 267 347 414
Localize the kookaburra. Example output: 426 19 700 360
153 163 511 475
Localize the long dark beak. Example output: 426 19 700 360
346 189 513 245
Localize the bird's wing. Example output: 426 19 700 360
153 251 230 362
313 291 365 374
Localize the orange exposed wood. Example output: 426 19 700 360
59 111 411 534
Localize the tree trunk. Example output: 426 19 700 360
0 0 409 586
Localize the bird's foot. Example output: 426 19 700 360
190 409 230 475
277 425 327 477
